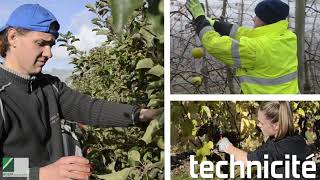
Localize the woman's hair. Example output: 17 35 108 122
0 27 30 58
259 101 294 140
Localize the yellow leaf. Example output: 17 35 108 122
196 141 214 162
297 108 305 117
201 106 211 118
191 120 198 136
305 131 317 144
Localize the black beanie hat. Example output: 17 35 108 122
255 0 289 24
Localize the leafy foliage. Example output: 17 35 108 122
171 101 320 178
58 0 164 179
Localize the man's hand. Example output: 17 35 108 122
39 156 91 180
186 0 205 19
217 137 232 153
138 109 159 123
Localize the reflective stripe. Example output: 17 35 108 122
229 24 239 39
199 26 215 40
239 71 298 86
200 25 241 68
0 98 5 127
231 39 241 68
0 82 12 133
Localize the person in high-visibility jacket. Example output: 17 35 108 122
187 0 299 94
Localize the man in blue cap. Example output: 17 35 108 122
0 4 155 180
187 0 299 94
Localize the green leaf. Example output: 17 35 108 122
148 80 164 89
57 39 68 43
111 0 144 33
147 89 155 98
148 167 161 178
91 18 101 25
96 29 109 36
85 4 96 13
160 151 164 164
291 102 298 110
97 167 133 180
147 65 164 77
297 108 305 117
135 58 154 69
143 152 152 162
106 161 116 172
141 119 160 144
140 28 155 47
305 131 316 144
156 136 164 149
128 150 140 161
147 99 161 107
191 120 198 136
200 105 211 118
149 94 157 99
70 38 80 44
128 149 140 166
196 141 214 162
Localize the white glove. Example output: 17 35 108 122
217 137 232 152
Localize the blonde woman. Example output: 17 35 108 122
217 101 311 178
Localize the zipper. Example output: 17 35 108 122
29 76 36 93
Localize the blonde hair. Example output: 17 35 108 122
0 28 29 57
259 101 294 140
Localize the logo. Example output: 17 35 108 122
2 157 29 178
190 154 317 179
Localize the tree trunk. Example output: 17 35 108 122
308 12 318 93
205 0 209 17
238 0 244 26
201 0 210 93
295 0 308 93
221 0 235 93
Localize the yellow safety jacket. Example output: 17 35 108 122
199 20 299 94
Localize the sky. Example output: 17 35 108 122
0 0 106 72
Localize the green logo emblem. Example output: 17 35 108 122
2 157 14 172
2 157 29 177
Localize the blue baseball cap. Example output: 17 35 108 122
0 4 60 38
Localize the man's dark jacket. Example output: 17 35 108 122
0 65 137 179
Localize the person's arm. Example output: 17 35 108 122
193 16 257 69
218 137 278 167
47 75 153 127
225 144 248 164
211 20 234 36
217 137 248 165
211 20 255 40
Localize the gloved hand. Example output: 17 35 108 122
206 17 215 26
186 0 205 19
217 137 232 153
